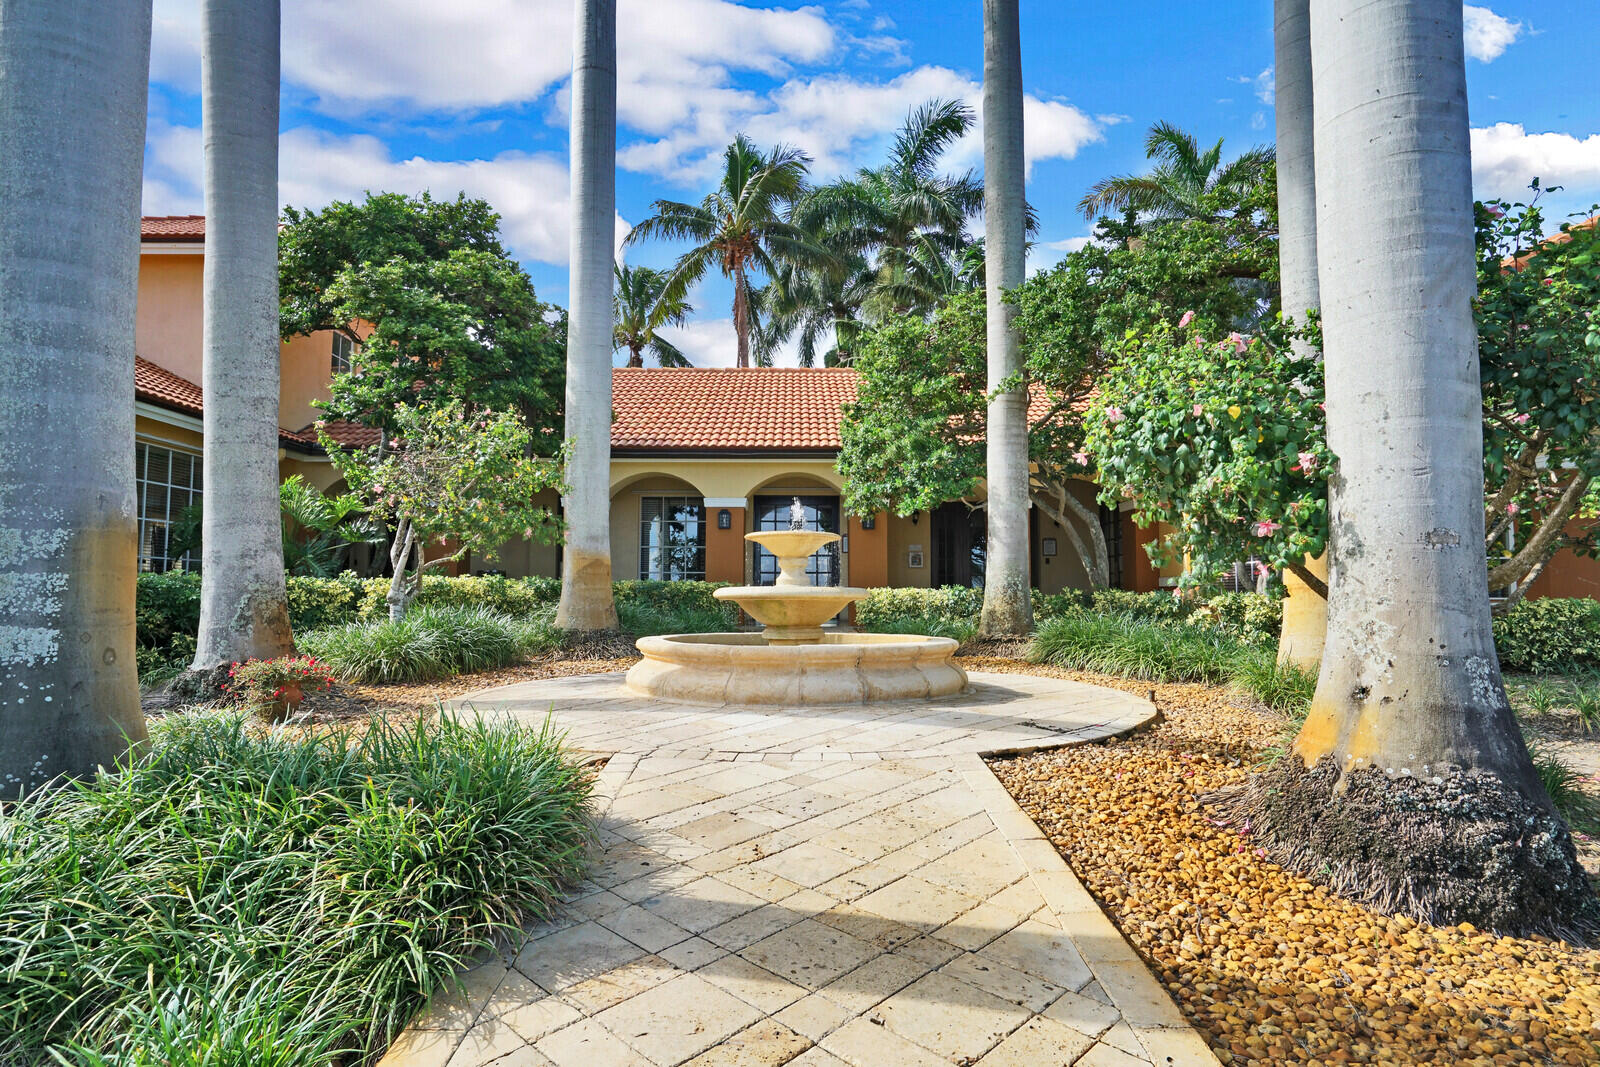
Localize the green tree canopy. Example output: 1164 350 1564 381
1078 121 1275 223
279 192 564 438
613 263 690 367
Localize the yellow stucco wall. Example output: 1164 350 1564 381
886 511 932 588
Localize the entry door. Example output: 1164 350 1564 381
932 503 986 588
752 495 840 587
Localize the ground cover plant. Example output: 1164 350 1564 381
298 605 561 684
0 712 593 1065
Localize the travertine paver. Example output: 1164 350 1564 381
379 672 1218 1067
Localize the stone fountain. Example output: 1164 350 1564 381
626 499 968 705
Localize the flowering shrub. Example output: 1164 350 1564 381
1085 315 1330 592
226 656 335 716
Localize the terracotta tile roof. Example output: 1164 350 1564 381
312 421 383 449
611 367 859 452
134 356 362 454
141 216 206 241
1504 216 1597 272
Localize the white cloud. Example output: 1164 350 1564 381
150 0 834 116
619 65 1103 186
656 318 739 367
1234 68 1274 106
1027 235 1093 276
1471 123 1600 201
1463 5 1523 62
142 121 627 267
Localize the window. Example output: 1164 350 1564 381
753 495 840 587
1099 504 1125 590
331 332 355 375
136 442 202 572
639 497 705 580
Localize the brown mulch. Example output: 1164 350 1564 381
984 658 1600 1067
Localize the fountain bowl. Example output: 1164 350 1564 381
626 631 968 706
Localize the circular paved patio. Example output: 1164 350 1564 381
447 670 1156 760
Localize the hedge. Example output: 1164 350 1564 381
1492 598 1600 673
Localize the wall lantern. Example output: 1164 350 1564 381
717 509 733 530
910 511 920 526
859 515 875 531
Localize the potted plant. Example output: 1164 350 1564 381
226 656 335 722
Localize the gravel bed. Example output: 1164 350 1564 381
986 662 1600 1067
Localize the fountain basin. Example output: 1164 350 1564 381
713 585 868 645
626 632 969 706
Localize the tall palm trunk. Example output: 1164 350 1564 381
191 0 295 671
1273 0 1326 669
732 262 751 368
0 0 152 789
555 0 620 632
1229 0 1596 937
978 0 1033 637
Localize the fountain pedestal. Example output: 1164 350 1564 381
624 526 968 706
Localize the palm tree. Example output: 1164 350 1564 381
0 0 152 788
626 136 822 368
1078 121 1275 222
613 264 690 367
192 0 297 672
555 0 620 632
979 0 1034 637
1272 0 1326 669
1258 0 1594 934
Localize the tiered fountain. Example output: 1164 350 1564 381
626 499 968 705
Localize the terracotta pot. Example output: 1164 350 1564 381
262 682 304 724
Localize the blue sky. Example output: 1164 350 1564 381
143 1 1600 366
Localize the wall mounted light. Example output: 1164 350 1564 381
859 515 875 531
717 509 732 530
910 512 920 525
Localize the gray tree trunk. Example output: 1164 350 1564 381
554 0 620 631
0 0 152 790
1239 0 1597 936
978 0 1034 637
191 0 295 670
1273 0 1326 668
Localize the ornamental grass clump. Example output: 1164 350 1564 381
300 605 558 684
0 712 593 1065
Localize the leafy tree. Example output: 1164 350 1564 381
613 264 690 367
277 476 384 578
278 192 565 436
1477 195 1600 606
322 403 565 620
626 136 824 368
1078 121 1275 223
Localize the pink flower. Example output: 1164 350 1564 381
1226 332 1248 353
1292 451 1318 473
1192 403 1204 418
1487 205 1505 218
1072 451 1090 466
1103 406 1124 425
1542 278 1555 287
1506 502 1520 516
1252 520 1282 537
1512 413 1531 425
1178 310 1195 329
1191 335 1206 348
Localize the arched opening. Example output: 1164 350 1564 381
610 473 707 582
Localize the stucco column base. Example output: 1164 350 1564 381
1277 553 1327 669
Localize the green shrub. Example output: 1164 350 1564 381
300 606 558 684
135 571 204 676
1229 646 1317 715
854 586 984 629
1032 591 1092 621
1089 587 1194 622
1200 591 1283 646
860 614 979 643
1492 598 1600 673
0 712 593 1064
616 599 737 637
1528 741 1600 836
1028 613 1237 684
284 573 367 631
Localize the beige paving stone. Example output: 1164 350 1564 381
811 861 902 902
598 903 693 953
698 951 810 1013
482 970 547 1019
818 1016 948 1067
534 1019 653 1067
412 962 507 1029
749 841 861 888
500 995 583 1045
702 899 809 951
445 1018 528 1067
1076 1039 1156 1067
592 972 764 1066
934 900 1028 952
656 934 728 971
977 919 1095 991
870 971 1031 1063
1042 988 1122 1039
637 876 772 935
853 875 980 932
680 1020 812 1066
737 918 880 990
558 953 678 1014
1079 980 1114 1007
810 903 921 951
376 1026 464 1067
1098 1021 1146 1056
611 860 706 903
914 836 1028 899
813 950 935 1015
484 1047 554 1066
782 1046 850 1067
710 862 809 903
671 811 773 850
773 992 856 1042
1091 960 1189 1029
973 1013 1098 1066
513 921 645 994
941 950 1065 1013
892 934 965 970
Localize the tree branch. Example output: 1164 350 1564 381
1486 472 1591 591
1286 560 1328 600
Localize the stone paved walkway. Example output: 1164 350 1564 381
379 672 1218 1067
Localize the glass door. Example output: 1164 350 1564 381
752 495 840 587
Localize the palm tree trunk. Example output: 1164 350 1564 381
732 263 751 369
1273 0 1326 669
1226 0 1596 938
0 0 152 789
978 0 1034 637
191 0 295 670
626 344 643 368
554 0 620 632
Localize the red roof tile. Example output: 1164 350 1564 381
134 356 353 454
141 216 206 241
313 421 383 449
611 367 859 452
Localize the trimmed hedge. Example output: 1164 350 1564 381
1493 598 1600 673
